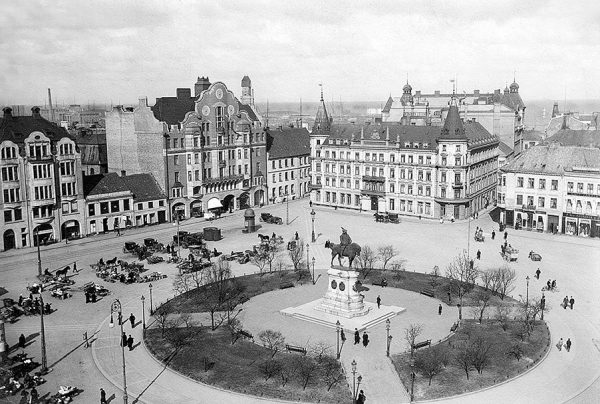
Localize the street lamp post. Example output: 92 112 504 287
541 293 545 321
306 243 310 282
525 275 530 323
386 318 392 357
457 303 462 321
336 320 341 359
35 228 42 277
310 209 316 243
351 359 361 404
149 283 153 315
38 290 48 373
286 195 289 225
410 358 416 402
141 295 146 331
175 218 181 258
311 257 316 285
109 299 128 404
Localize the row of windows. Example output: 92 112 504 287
34 185 52 200
319 150 435 165
516 194 558 209
1 166 18 181
516 177 560 190
174 148 260 166
316 190 433 215
1 146 17 159
271 168 309 183
33 204 53 219
172 131 265 150
88 199 131 216
28 143 50 159
59 143 74 155
62 201 79 214
61 182 77 197
566 199 600 214
60 161 75 176
33 164 52 179
4 208 22 223
3 188 20 203
271 156 309 169
567 182 599 195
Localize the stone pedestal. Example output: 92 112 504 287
314 266 370 318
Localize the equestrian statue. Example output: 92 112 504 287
325 227 361 267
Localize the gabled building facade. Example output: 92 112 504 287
0 107 86 250
105 76 266 220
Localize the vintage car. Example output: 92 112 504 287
528 251 542 261
260 212 283 225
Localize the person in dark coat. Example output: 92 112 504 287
569 296 574 309
30 387 38 403
535 268 541 279
341 329 346 343
18 333 26 349
491 230 495 240
129 313 136 328
357 390 366 404
438 304 443 315
100 388 107 404
563 296 569 309
121 332 127 347
127 335 134 351
551 280 556 289
566 338 572 352
362 332 369 347
476 250 481 260
504 231 508 240
376 295 381 309
73 262 78 273
354 328 360 345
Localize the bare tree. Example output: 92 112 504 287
189 269 204 289
266 243 281 273
320 356 345 391
173 273 193 295
496 265 516 300
288 239 305 271
470 335 493 374
507 343 524 361
454 343 474 380
179 312 196 328
354 245 377 279
259 358 282 381
292 355 318 390
414 345 447 386
251 250 269 276
473 290 493 324
446 250 479 318
429 265 441 290
153 305 171 337
226 317 243 345
494 303 511 331
309 341 332 363
258 330 286 357
404 323 424 357
377 244 398 271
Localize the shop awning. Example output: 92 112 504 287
207 198 222 210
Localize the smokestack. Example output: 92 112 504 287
48 88 55 122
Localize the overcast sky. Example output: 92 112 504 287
1 0 599 106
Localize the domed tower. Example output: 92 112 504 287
241 75 253 106
400 81 413 105
509 80 519 93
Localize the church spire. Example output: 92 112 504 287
440 98 466 139
313 84 332 133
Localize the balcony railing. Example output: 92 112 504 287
452 182 463 189
311 183 323 189
361 188 385 197
362 175 386 183
567 190 599 198
522 204 536 210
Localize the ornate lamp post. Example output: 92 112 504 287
386 318 392 357
109 299 128 404
540 293 545 321
34 229 48 372
410 358 416 402
351 359 361 404
148 283 153 315
35 228 42 277
525 275 530 322
141 295 146 331
306 243 310 281
457 303 462 321
336 320 341 359
310 209 316 242
286 194 289 225
311 257 316 285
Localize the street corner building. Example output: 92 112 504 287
104 76 267 221
310 91 500 220
498 144 600 237
0 106 86 251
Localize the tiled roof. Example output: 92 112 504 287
498 141 514 156
382 96 394 113
502 145 600 175
266 128 310 159
522 130 543 142
238 102 259 122
151 96 195 125
83 172 130 197
0 108 74 144
122 173 166 202
440 104 466 139
545 129 600 148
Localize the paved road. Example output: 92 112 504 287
2 199 599 403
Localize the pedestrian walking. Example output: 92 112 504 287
362 332 369 347
354 328 360 345
309 200 313 208
563 296 569 309
295 231 299 240
376 295 381 309
546 280 551 291
504 231 508 240
476 250 481 260
535 268 541 279
357 390 366 404
127 335 134 351
557 338 563 351
566 338 572 352
491 230 495 240
569 296 574 309
341 329 346 343
438 304 442 315
121 332 127 347
551 280 556 289
100 388 107 404
129 313 136 328
115 223 120 237
447 291 451 304
30 386 38 403
19 333 26 349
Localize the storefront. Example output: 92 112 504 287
562 213 600 238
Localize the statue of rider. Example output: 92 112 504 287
340 227 352 257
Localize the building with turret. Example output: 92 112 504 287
311 93 499 219
105 76 266 220
382 80 525 151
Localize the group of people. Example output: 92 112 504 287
84 289 98 303
545 279 557 291
556 337 573 352
17 294 51 315
562 296 575 310
354 328 370 347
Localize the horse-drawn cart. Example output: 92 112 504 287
502 247 519 261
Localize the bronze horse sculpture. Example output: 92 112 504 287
325 240 361 267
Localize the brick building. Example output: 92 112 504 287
105 76 266 220
0 107 86 250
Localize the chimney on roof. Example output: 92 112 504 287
138 97 148 108
195 77 211 97
474 90 480 96
31 106 41 118
434 90 440 96
3 107 12 118
415 90 421 97
177 88 192 100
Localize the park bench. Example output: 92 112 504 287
411 339 431 351
285 344 307 355
238 330 254 341
280 282 295 289
419 289 435 298
450 322 459 332
372 278 388 287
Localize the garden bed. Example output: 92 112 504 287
392 319 551 400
